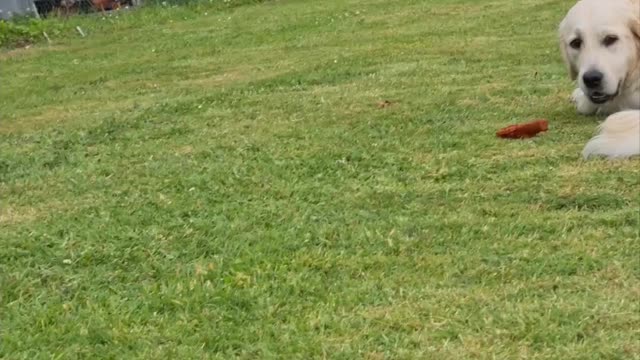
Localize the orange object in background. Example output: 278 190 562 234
92 0 120 11
496 119 549 139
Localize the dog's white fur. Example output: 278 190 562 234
559 0 640 159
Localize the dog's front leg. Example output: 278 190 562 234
571 88 599 115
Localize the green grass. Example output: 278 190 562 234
1 0 639 358
0 1 266 48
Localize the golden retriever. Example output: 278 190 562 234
559 0 640 158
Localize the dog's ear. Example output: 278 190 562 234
630 0 640 42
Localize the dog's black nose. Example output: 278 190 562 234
583 70 603 89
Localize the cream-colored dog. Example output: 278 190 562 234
559 0 640 158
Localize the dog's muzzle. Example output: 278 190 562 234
587 82 620 104
588 91 613 104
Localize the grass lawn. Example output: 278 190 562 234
1 0 639 358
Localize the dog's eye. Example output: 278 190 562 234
603 35 618 47
569 38 582 49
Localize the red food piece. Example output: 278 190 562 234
496 119 549 139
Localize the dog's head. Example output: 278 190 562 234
559 0 640 104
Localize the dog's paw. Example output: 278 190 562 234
570 88 582 104
571 88 598 115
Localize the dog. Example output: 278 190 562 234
559 0 640 159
